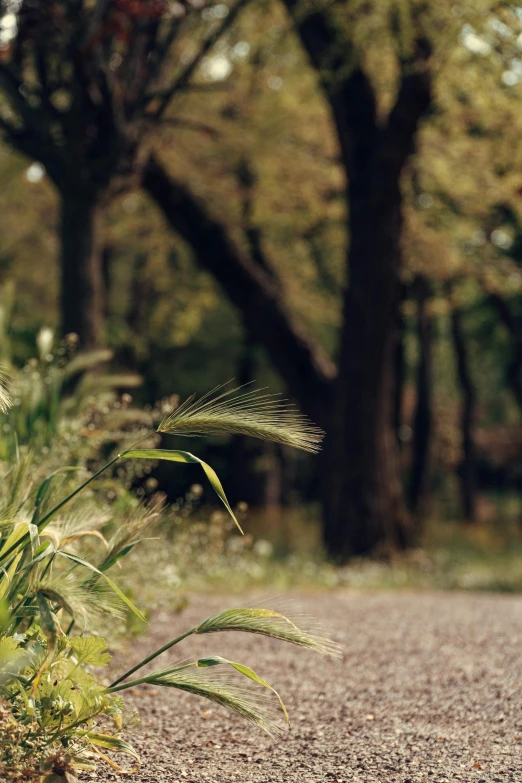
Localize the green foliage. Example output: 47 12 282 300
0 629 124 782
0 327 144 460
0 374 337 779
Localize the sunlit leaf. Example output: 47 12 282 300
70 637 111 667
86 732 139 765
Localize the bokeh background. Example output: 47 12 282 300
2 0 522 590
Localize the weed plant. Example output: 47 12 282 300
0 378 340 781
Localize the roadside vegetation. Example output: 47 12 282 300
0 350 342 781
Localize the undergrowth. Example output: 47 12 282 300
0 360 340 782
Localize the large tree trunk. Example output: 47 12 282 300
323 180 411 559
280 3 431 559
59 190 104 349
317 64 430 559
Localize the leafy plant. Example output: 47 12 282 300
0 328 143 458
0 381 339 781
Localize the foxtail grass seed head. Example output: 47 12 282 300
0 370 12 414
194 608 342 657
134 666 285 736
157 384 324 453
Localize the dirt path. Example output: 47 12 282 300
96 591 522 783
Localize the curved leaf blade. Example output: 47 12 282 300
122 449 242 533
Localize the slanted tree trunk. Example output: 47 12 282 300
408 275 433 517
143 156 336 426
59 190 105 349
450 302 477 522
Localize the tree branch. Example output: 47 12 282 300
379 39 432 183
150 0 251 119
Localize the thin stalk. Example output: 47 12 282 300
107 663 194 694
109 628 195 687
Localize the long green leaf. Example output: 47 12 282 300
122 449 242 533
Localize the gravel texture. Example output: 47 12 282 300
95 591 522 783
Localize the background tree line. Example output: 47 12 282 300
1 0 522 562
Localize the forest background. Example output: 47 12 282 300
2 0 522 585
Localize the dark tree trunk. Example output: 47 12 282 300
318 64 430 559
323 182 411 559
59 191 104 349
450 303 477 522
487 292 522 413
408 275 433 517
280 3 431 559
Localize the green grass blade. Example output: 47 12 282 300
85 732 140 764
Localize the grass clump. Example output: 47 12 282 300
0 377 338 780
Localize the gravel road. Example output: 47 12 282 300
95 591 522 783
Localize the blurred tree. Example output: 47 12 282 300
140 0 436 559
449 283 477 522
4 0 522 556
0 0 247 347
284 0 433 557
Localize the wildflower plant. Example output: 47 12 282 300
0 379 340 781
